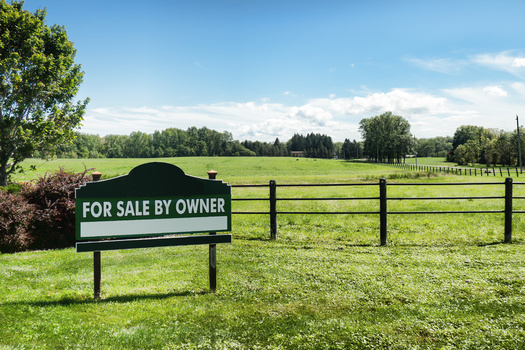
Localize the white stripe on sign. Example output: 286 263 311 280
80 216 228 238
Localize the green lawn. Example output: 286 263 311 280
2 157 525 349
11 157 458 184
2 240 524 349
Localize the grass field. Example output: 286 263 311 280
2 157 525 349
13 157 421 184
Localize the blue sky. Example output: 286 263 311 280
24 0 525 142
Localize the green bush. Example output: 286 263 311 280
0 169 92 253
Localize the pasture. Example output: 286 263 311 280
2 157 525 349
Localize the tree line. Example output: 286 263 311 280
54 127 254 158
357 111 524 167
448 125 525 167
37 108 525 168
52 128 341 159
52 120 456 161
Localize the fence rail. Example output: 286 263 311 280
232 178 523 244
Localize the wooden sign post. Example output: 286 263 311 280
75 162 232 298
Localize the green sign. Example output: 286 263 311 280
75 162 231 241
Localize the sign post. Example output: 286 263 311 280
75 162 232 298
91 171 103 299
207 170 218 291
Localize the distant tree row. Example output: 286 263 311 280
53 127 256 158
242 133 337 158
57 119 525 165
241 138 289 157
51 128 338 159
448 125 525 167
416 136 453 158
288 133 334 158
340 139 363 159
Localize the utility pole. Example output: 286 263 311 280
517 115 523 174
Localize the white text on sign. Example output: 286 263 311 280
82 198 226 219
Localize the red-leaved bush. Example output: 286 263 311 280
0 169 92 253
0 191 34 253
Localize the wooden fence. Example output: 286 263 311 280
389 162 523 177
232 178 524 245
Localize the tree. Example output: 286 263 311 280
416 137 452 158
454 144 468 165
359 111 413 162
495 132 513 166
464 140 479 166
0 1 88 186
449 125 483 163
452 125 483 150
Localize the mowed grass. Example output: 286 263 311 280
2 243 524 349
3 157 525 349
13 156 455 184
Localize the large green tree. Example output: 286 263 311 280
0 1 88 186
359 111 413 162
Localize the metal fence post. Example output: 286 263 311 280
505 177 513 243
270 180 277 240
380 178 387 246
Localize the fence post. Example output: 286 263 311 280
270 180 277 240
380 178 387 246
505 177 513 243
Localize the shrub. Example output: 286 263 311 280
0 191 34 253
1 182 24 194
0 169 92 253
21 169 92 251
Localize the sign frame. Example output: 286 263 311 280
74 162 232 297
75 162 231 242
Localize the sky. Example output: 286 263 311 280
22 0 525 142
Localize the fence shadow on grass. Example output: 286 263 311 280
4 290 210 307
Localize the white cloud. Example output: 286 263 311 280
286 105 334 126
483 86 508 97
310 89 448 116
510 82 525 94
513 58 525 68
407 51 525 77
81 81 525 142
473 51 525 76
